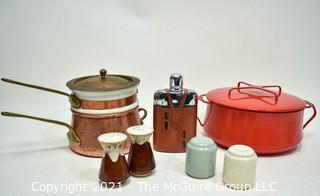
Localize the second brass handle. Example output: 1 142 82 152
1 111 81 145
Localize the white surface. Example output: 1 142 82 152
98 132 127 144
0 0 319 195
223 145 257 190
127 125 153 135
127 125 153 145
226 144 256 158
70 100 139 115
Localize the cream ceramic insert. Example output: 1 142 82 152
126 125 153 145
72 85 138 101
71 100 139 115
98 132 127 162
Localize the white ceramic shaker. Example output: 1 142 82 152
222 144 257 190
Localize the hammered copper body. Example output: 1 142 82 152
70 107 143 157
79 94 137 110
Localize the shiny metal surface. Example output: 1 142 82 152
169 73 183 91
154 89 197 107
154 73 197 107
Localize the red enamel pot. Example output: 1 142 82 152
198 82 317 155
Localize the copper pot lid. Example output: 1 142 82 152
206 81 307 113
66 69 140 91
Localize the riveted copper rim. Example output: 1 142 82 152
79 94 137 110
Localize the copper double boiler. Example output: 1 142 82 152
1 69 147 157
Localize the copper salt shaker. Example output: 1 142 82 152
127 125 156 177
98 132 130 185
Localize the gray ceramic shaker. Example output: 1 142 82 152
185 136 217 178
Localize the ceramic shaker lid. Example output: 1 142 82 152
98 132 127 162
188 136 217 149
127 125 153 145
227 144 257 158
98 132 127 144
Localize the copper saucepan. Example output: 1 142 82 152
1 69 147 157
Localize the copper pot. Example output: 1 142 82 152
1 69 147 157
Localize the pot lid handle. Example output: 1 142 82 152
100 69 107 79
228 81 282 101
238 82 282 96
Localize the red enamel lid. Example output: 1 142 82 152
205 82 307 113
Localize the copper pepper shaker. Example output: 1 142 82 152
98 132 130 185
127 125 156 176
153 73 198 152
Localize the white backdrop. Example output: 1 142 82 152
0 0 319 196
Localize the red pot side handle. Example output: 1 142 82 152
197 94 211 127
304 100 317 129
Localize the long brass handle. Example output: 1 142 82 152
1 78 80 108
1 111 80 145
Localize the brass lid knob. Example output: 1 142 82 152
100 69 107 79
